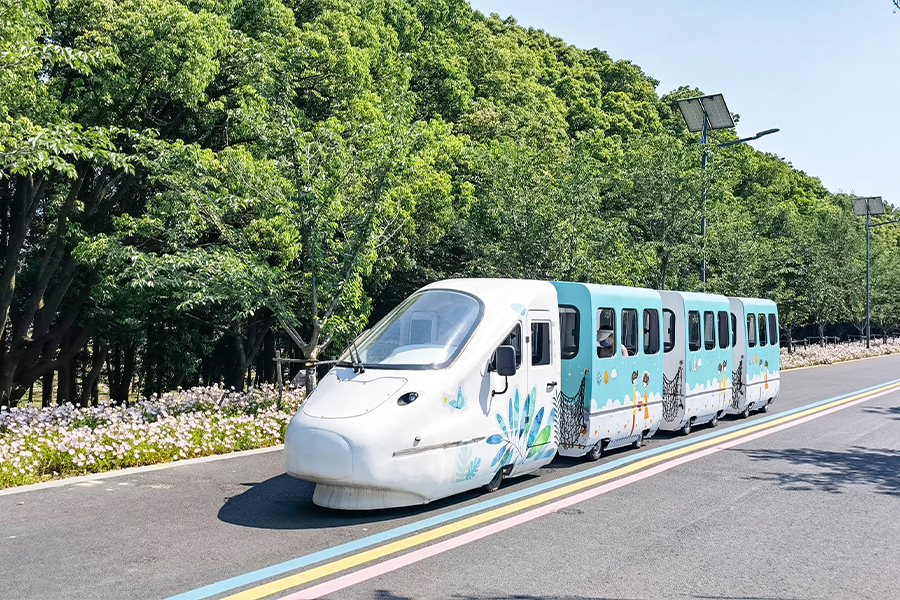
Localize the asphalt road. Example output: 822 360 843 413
2 354 900 600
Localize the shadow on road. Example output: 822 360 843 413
217 472 543 530
862 404 900 419
739 446 900 496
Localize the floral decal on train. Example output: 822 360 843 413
441 386 467 411
487 387 556 469
454 446 481 482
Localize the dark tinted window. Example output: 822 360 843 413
758 313 768 347
531 321 551 366
663 309 676 353
689 311 701 351
768 313 778 346
559 306 579 360
597 308 616 359
492 323 522 370
704 311 715 350
644 309 660 355
747 314 757 347
718 311 729 350
622 309 638 356
731 313 737 348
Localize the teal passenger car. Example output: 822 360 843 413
728 297 780 416
553 282 663 459
659 291 732 434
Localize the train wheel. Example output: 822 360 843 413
586 442 603 461
682 420 692 436
709 413 718 428
759 402 770 413
632 434 643 449
483 469 504 493
741 404 751 419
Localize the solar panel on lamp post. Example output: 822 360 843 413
676 94 735 292
676 94 779 293
853 196 886 349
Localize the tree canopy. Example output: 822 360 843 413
2 0 898 404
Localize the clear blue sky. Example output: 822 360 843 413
468 0 899 208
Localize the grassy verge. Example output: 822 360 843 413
0 384 304 489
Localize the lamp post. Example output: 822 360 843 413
852 196 900 348
675 94 779 292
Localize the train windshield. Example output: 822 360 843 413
338 290 483 370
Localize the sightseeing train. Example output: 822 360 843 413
284 279 780 510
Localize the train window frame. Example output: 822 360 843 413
622 308 639 357
559 305 580 360
747 314 757 348
689 311 701 352
490 323 522 371
768 313 778 346
531 321 552 366
663 309 676 353
596 307 617 359
731 313 737 348
704 311 716 350
644 308 660 355
717 311 729 350
758 313 768 347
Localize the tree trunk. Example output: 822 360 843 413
42 371 53 407
79 342 107 406
57 361 71 404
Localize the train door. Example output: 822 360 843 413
520 310 559 469
659 292 686 431
620 307 645 438
728 298 747 414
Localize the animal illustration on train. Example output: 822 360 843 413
284 279 780 510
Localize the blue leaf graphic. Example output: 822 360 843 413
465 458 481 480
486 434 504 445
491 444 508 467
528 407 545 446
495 413 507 435
508 395 514 436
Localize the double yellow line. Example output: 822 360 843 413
225 379 900 600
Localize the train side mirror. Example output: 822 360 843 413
495 345 516 377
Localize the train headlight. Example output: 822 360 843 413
397 392 418 406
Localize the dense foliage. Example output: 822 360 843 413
2 0 899 406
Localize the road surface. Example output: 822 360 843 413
2 354 900 600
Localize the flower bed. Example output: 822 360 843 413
0 384 304 489
781 338 900 370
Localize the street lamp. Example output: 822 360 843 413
676 94 779 291
852 196 900 348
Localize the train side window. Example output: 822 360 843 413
768 314 778 346
704 311 715 350
491 323 522 371
531 321 551 366
747 314 757 347
622 309 638 356
663 309 676 353
731 313 737 348
597 308 616 358
689 311 701 351
758 313 768 347
559 306 579 360
644 308 660 355
717 311 729 349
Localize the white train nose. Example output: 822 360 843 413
285 424 353 481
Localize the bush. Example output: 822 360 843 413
0 384 304 489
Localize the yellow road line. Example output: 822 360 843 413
224 380 900 600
